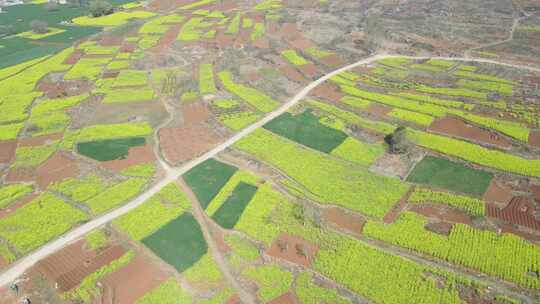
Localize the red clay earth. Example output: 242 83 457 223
428 116 513 149
37 80 91 98
151 24 183 53
319 54 344 67
34 240 125 293
322 206 365 234
531 185 540 201
528 130 540 148
159 123 221 165
182 102 211 124
498 222 540 244
18 133 63 147
5 167 36 184
424 221 454 236
363 104 392 117
267 292 298 304
102 71 120 78
408 204 473 225
487 197 540 231
0 141 16 163
280 65 306 83
310 83 343 102
99 256 169 304
234 30 251 49
280 23 301 40
63 50 84 65
383 188 414 224
211 226 231 254
0 194 38 219
252 37 270 49
35 151 79 189
99 36 124 46
483 180 513 208
119 42 137 53
100 145 155 173
298 63 319 79
266 233 319 267
287 38 314 50
225 294 241 304
216 32 234 48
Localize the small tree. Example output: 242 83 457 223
384 126 410 154
89 0 113 17
45 1 59 11
30 20 49 34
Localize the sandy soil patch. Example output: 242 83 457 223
99 256 169 304
63 50 84 65
487 197 540 231
408 204 472 225
310 83 342 102
266 233 318 267
364 104 391 116
35 151 79 189
267 292 297 304
100 144 155 173
18 133 63 147
483 179 513 208
528 130 540 148
322 206 365 234
0 141 16 163
428 116 512 149
159 125 221 165
279 65 306 83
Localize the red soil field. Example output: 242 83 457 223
5 167 36 184
531 184 540 201
216 32 233 48
34 240 125 293
428 116 512 149
281 23 300 39
267 292 297 304
18 133 63 147
319 54 344 67
99 36 124 46
322 206 365 234
280 65 306 83
252 37 270 49
408 204 473 225
424 221 454 236
151 24 183 53
298 63 319 79
225 294 241 304
103 71 120 78
383 188 413 224
119 42 137 53
287 38 314 50
364 104 392 117
183 102 211 124
35 151 79 189
234 30 251 49
266 233 318 267
0 140 16 163
528 130 540 148
100 145 155 173
310 83 343 102
159 126 221 165
37 80 91 98
483 180 513 208
211 227 231 254
486 197 540 231
99 256 169 304
63 50 84 65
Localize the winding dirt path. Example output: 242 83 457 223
0 54 539 291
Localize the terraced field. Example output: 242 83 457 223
0 0 539 303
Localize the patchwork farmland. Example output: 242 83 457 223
0 0 540 303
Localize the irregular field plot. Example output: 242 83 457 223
142 213 207 272
407 156 493 197
77 137 146 161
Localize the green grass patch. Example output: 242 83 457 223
199 63 217 95
142 213 207 272
250 23 265 40
72 11 156 27
136 278 192 304
0 184 33 208
50 173 108 203
219 112 260 131
120 163 156 178
183 159 238 209
211 182 258 229
113 70 148 87
13 142 58 168
330 137 385 166
85 178 148 215
218 71 280 113
226 13 241 34
408 187 485 217
281 49 310 66
0 123 24 141
77 137 146 161
101 87 155 103
242 264 293 302
263 110 348 153
296 272 351 304
407 156 492 197
77 122 153 142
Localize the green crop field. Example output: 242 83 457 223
211 182 258 229
142 213 207 272
407 156 493 197
77 137 146 161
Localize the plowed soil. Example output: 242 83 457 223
383 188 413 224
100 145 155 173
151 24 183 53
99 36 123 46
364 104 392 116
216 32 233 48
310 83 342 102
18 133 63 147
528 130 540 148
0 141 16 163
252 37 270 49
266 233 318 267
322 206 365 234
225 294 241 304
267 292 297 304
63 50 84 65
35 151 79 189
5 167 36 184
280 65 306 83
483 180 513 208
287 38 314 50
319 54 344 67
36 80 91 98
298 63 319 78
486 197 540 231
99 256 169 304
408 204 472 225
160 126 221 165
428 116 512 149
183 103 211 124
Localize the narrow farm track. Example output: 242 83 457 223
1 53 539 288
177 180 256 304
